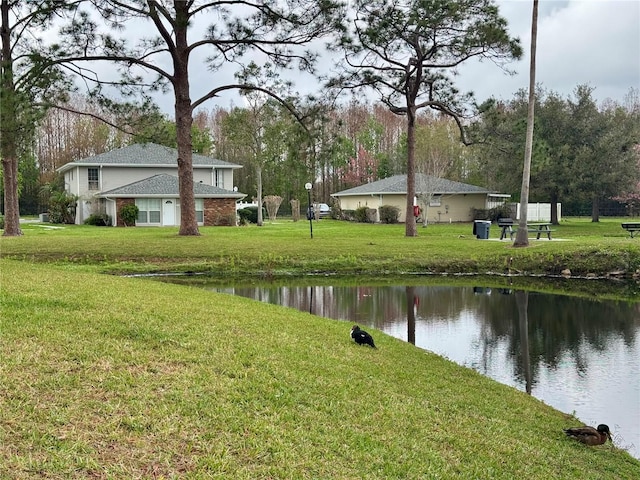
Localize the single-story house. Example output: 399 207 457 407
331 174 510 223
57 143 246 226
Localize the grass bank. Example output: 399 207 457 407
2 218 640 281
1 259 639 479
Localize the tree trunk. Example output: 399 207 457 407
405 107 417 237
550 190 559 225
591 196 600 222
1 1 23 236
1 156 22 236
256 165 263 226
173 3 199 236
514 0 538 247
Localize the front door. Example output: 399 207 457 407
162 199 176 226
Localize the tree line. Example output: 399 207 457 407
11 83 638 226
2 1 638 237
472 85 640 222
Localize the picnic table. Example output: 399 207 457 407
621 223 640 238
526 223 554 240
497 219 554 240
497 218 515 240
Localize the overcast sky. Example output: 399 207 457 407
149 0 640 115
454 0 640 105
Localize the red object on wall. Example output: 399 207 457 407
413 205 420 217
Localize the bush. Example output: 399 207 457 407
379 205 400 224
238 206 266 224
84 213 112 226
329 203 342 220
0 214 4 230
355 206 376 223
48 191 78 224
472 208 490 220
341 210 356 222
120 204 139 226
488 204 514 222
211 212 237 226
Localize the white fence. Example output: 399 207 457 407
236 201 259 211
516 203 561 222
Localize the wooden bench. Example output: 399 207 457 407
621 223 640 238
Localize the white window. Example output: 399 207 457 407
214 170 223 188
135 198 161 224
429 195 442 207
176 198 204 225
88 168 99 190
196 199 204 223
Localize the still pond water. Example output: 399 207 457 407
176 280 640 459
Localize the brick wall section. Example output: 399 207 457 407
204 198 236 226
115 198 136 227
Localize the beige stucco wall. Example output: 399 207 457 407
333 193 489 223
420 194 488 223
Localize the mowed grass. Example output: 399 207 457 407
2 217 640 278
2 260 639 479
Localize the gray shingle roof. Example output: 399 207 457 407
332 174 492 196
99 174 246 198
58 143 240 172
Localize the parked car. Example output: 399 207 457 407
307 203 331 220
316 203 331 218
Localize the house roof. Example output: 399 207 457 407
98 174 246 199
57 143 241 173
331 174 493 196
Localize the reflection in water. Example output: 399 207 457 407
210 283 640 460
406 286 417 345
515 291 532 394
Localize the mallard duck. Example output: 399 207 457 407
563 424 612 446
350 325 376 348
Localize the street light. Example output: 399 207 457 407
305 182 313 239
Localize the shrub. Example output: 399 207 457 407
379 205 400 224
329 203 342 220
238 206 266 224
355 206 376 223
338 210 354 222
84 213 112 226
488 204 515 222
211 212 237 226
120 204 139 226
48 191 78 224
472 208 490 220
0 214 4 230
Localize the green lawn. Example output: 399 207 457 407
1 218 640 478
2 217 640 280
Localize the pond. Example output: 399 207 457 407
166 278 640 459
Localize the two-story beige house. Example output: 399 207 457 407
57 143 246 226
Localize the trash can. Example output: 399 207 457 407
473 220 491 239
